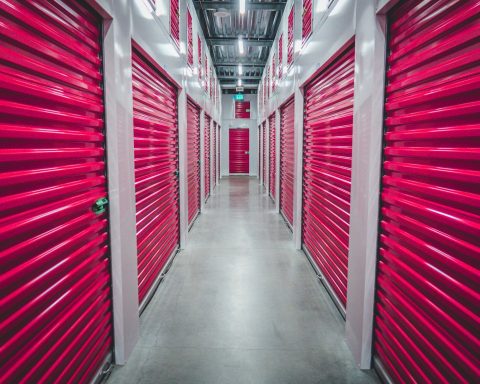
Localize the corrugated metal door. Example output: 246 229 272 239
302 43 355 309
132 48 179 306
218 125 221 181
170 0 179 48
235 101 251 119
269 113 276 201
280 97 295 227
262 121 267 188
258 125 261 179
0 1 113 382
374 2 480 383
287 6 294 66
204 113 211 201
302 0 313 44
187 8 193 67
278 34 283 79
229 128 249 174
187 98 200 225
213 121 217 191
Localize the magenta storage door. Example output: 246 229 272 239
280 97 295 227
0 1 113 382
229 128 250 174
204 113 211 201
213 121 217 191
374 1 480 383
258 125 261 179
302 43 355 309
262 121 267 188
132 48 179 306
187 99 201 225
269 113 276 201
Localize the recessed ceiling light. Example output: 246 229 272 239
239 0 245 14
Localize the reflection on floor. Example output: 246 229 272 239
108 177 379 384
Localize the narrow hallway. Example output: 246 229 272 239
108 177 379 384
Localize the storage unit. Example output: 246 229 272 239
302 0 313 44
302 43 355 309
258 124 261 179
262 121 267 188
132 48 179 306
187 8 193 67
235 101 251 119
280 97 295 227
213 121 217 191
374 2 480 383
204 113 211 201
187 98 201 225
269 113 276 201
287 5 294 66
218 124 221 181
170 0 179 48
229 128 250 174
0 1 112 382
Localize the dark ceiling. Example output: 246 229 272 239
193 1 287 90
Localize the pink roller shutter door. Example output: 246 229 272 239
132 48 180 305
374 2 480 383
280 97 295 227
302 43 355 309
0 1 113 381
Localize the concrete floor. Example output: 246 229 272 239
108 177 380 384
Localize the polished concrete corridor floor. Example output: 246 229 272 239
108 177 379 384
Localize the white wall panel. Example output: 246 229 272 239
94 0 140 365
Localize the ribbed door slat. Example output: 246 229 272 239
374 2 480 383
0 1 112 382
269 113 276 200
204 113 211 200
302 44 355 307
229 128 249 173
132 48 179 305
187 99 201 225
280 97 295 226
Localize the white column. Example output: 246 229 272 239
98 0 139 365
345 0 387 369
178 90 188 249
292 86 304 249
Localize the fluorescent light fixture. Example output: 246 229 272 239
238 36 244 55
239 0 245 14
238 78 242 86
238 64 243 75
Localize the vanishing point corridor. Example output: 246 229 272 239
108 178 379 384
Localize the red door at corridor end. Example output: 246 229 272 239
229 128 250 174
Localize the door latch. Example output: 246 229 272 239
93 197 109 215
174 169 179 177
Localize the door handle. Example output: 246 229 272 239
245 151 249 154
93 197 108 215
